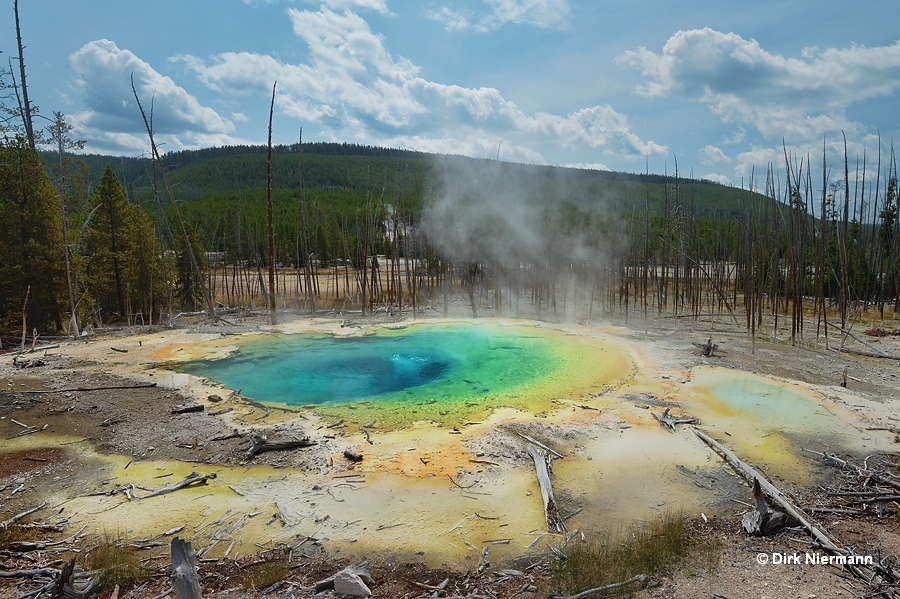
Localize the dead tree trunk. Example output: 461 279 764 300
171 537 203 599
526 444 566 533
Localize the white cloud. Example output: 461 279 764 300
564 162 611 171
478 0 571 31
68 40 238 153
427 7 471 31
701 173 732 185
181 5 662 163
722 126 745 145
320 0 389 12
699 145 730 164
619 28 900 145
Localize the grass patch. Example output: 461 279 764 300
83 531 152 590
241 554 288 591
550 511 719 597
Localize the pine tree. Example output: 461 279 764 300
0 136 65 331
84 165 161 323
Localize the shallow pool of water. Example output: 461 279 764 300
679 366 866 482
174 321 634 427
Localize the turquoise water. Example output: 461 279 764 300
178 324 563 411
684 369 843 434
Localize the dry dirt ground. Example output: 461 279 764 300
2 309 900 599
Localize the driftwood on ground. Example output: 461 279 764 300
246 434 316 459
560 574 650 599
526 444 567 533
0 503 46 528
103 472 217 501
694 429 900 591
691 336 719 356
651 408 698 432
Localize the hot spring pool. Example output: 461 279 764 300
174 321 635 427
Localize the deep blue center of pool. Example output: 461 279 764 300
176 325 559 408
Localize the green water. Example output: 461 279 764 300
176 323 629 426
681 367 856 481
685 369 844 434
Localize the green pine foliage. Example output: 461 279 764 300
0 136 65 331
84 165 165 324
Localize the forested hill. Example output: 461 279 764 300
43 142 751 219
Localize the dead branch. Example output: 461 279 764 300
0 502 45 528
561 574 650 599
526 444 566 533
651 407 698 432
515 431 565 458
246 434 316 459
135 472 217 499
694 429 900 586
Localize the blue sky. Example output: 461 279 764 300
7 0 900 183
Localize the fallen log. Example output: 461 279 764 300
135 472 216 499
9 343 60 356
694 429 900 586
827 322 890 356
246 435 316 459
172 404 205 414
0 503 46 528
526 444 566 533
694 429 841 551
0 567 61 579
826 346 900 361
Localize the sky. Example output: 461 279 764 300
6 0 900 184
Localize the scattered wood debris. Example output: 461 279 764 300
691 336 719 357
651 407 698 432
246 434 316 459
695 429 900 594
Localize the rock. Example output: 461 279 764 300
333 569 371 597
207 394 223 402
344 449 364 462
